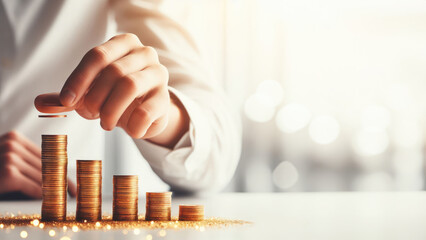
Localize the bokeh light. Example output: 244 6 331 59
393 119 422 148
272 161 299 190
353 130 389 156
20 230 28 239
159 229 167 236
276 103 311 133
244 93 276 122
361 105 391 131
309 115 340 144
386 83 418 112
256 80 284 106
31 219 39 227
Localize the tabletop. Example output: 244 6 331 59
1 192 426 240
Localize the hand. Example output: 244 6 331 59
0 131 77 199
35 33 189 148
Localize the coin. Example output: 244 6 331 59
35 92 74 113
38 115 67 118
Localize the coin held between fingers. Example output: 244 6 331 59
34 93 75 113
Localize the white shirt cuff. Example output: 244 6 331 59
134 87 212 179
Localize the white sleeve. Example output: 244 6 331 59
110 0 242 193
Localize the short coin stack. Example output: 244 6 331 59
76 160 102 222
179 205 205 221
113 175 138 221
145 192 172 221
41 134 68 221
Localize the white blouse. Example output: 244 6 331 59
0 0 241 194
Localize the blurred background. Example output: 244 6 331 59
113 0 426 193
166 0 426 192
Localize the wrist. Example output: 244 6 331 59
146 91 190 148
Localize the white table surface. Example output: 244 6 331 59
1 192 426 240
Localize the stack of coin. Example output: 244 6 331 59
76 160 102 222
179 205 204 221
113 175 138 221
145 192 172 221
41 134 68 221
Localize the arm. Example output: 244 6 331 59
111 0 242 193
36 0 241 193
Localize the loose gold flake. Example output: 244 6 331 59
0 214 251 231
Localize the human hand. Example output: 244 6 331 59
35 33 189 147
0 131 77 199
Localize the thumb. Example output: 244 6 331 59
34 92 75 113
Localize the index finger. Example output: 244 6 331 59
59 33 143 107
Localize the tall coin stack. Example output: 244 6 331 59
113 175 138 221
145 192 172 221
179 205 204 221
76 160 102 222
41 134 68 221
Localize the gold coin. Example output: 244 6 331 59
38 115 67 118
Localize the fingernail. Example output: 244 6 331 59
83 107 99 119
100 121 112 131
90 112 99 119
61 89 76 106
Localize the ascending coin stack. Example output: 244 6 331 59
146 192 172 220
41 135 68 221
76 160 102 222
179 205 205 221
40 135 205 222
113 175 138 221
